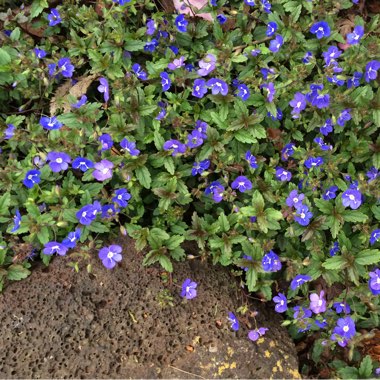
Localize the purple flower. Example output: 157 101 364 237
333 302 351 314
289 92 306 117
120 138 140 156
262 250 281 272
342 189 362 209
327 75 345 86
365 60 380 82
368 268 380 295
175 14 188 33
370 229 380 246
93 159 114 181
192 159 210 176
216 14 227 24
57 58 74 78
228 312 239 331
266 22 277 37
207 78 228 96
48 63 57 77
323 186 338 200
197 54 216 76
347 25 364 45
311 93 330 109
322 46 342 66
72 157 94 172
168 56 186 70
4 124 15 139
347 72 363 88
76 204 98 225
244 0 255 5
281 143 295 161
181 278 197 299
309 291 327 314
310 21 331 39
337 109 351 127
10 209 21 233
99 133 113 151
294 204 313 226
236 84 250 101
71 95 87 108
97 77 109 102
62 228 81 249
192 79 208 98
186 130 204 148
367 167 379 182
286 190 304 208
261 68 275 80
330 241 340 256
302 51 313 63
291 275 312 290
160 72 171 92
314 137 332 151
194 120 208 138
146 19 156 35
245 151 258 169
251 49 261 56
144 39 159 52
102 204 117 219
275 167 292 181
47 8 62 26
248 327 268 341
261 82 275 102
112 0 131 4
132 63 148 80
331 317 356 347
23 170 41 188
40 116 63 130
43 241 68 256
261 0 271 12
304 157 324 169
46 151 71 172
273 293 287 313
293 306 312 319
269 34 283 53
34 48 47 59
113 188 131 207
231 176 252 193
320 119 334 136
169 45 179 54
163 139 186 156
205 181 225 203
99 245 122 269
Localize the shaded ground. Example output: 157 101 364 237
0 236 299 378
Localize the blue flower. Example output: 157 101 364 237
62 228 81 249
323 186 338 200
99 245 123 269
347 25 364 45
72 157 94 172
205 181 225 203
310 21 331 39
113 188 131 208
368 268 380 295
175 14 188 33
71 95 87 108
281 143 295 161
365 60 380 82
290 275 312 290
266 22 277 37
10 209 22 233
23 170 41 188
40 116 63 130
99 133 113 151
112 0 131 4
322 46 342 66
102 204 117 219
47 8 62 26
302 51 312 64
294 204 313 226
47 152 71 172
273 293 287 313
269 35 283 53
231 176 252 193
34 48 47 59
144 39 159 52
227 312 239 331
370 229 380 246
97 77 109 102
331 317 356 347
236 84 250 101
194 120 208 138
120 138 140 156
181 278 197 299
186 130 204 148
314 137 332 151
192 79 208 98
347 72 362 88
289 92 306 117
132 63 148 80
4 124 15 139
160 72 171 92
333 302 351 314
244 0 255 5
76 204 98 225
207 78 228 96
57 57 74 78
163 139 186 156
262 250 281 272
245 151 258 169
342 189 362 209
337 109 351 127
192 159 210 176
320 119 334 136
216 14 227 24
248 327 268 341
286 190 304 208
367 167 379 182
275 167 292 181
146 19 156 35
304 156 324 169
261 82 275 102
43 241 68 256
261 0 271 12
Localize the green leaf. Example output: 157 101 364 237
150 228 170 242
342 210 368 223
38 226 50 245
355 249 380 266
252 190 265 212
87 222 109 233
163 157 175 175
314 199 333 214
123 40 146 51
7 264 31 281
63 209 78 223
373 152 380 169
322 256 347 270
218 212 230 232
358 355 373 378
0 48 12 66
234 129 257 144
166 235 184 250
135 166 151 189
30 0 48 18
158 255 173 272
337 367 358 379
0 192 11 215
246 268 257 292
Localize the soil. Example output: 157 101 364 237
0 236 299 379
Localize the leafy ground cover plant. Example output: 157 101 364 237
0 0 380 376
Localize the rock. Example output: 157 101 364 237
0 236 300 378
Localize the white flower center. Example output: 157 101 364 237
107 252 114 259
300 213 305 219
349 194 355 200
343 325 349 333
102 168 108 174
56 158 62 163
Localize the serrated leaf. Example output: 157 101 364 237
7 264 31 281
322 256 347 270
135 166 151 189
342 210 368 223
166 235 184 250
234 129 258 143
355 249 380 266
218 212 230 232
87 222 109 233
124 40 146 51
158 255 173 272
38 226 50 245
359 355 373 378
0 192 11 215
246 268 257 291
0 48 11 66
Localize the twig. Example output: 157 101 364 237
168 365 206 379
